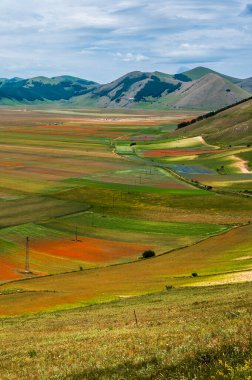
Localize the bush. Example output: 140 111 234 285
165 285 173 290
192 272 198 277
28 350 37 358
142 250 156 259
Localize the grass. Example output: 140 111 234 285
172 98 252 146
0 197 87 228
63 177 207 195
45 211 226 237
0 282 251 379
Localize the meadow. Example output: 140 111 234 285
0 283 251 379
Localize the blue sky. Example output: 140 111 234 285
0 0 251 82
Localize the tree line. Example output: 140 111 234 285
176 95 252 130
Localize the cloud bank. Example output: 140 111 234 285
0 0 251 81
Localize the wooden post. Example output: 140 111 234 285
134 309 138 326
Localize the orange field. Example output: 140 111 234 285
32 237 150 264
0 224 251 316
0 258 29 281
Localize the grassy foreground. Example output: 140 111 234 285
0 282 251 380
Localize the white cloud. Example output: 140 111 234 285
0 0 251 80
114 52 149 62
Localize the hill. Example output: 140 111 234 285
69 70 250 110
0 76 98 105
175 66 252 94
178 66 239 82
76 71 182 108
174 97 252 145
170 73 250 110
0 67 251 110
1 282 251 379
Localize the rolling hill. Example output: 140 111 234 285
0 67 251 110
0 75 98 105
173 97 252 146
180 66 252 93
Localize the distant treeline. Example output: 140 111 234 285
176 95 252 129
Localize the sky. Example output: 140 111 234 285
0 0 252 82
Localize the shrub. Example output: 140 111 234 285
165 285 173 290
192 272 198 277
142 250 156 259
28 350 37 358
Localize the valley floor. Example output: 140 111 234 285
0 106 251 379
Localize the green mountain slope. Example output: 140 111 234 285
0 67 251 110
69 71 250 110
0 76 98 105
179 66 238 83
179 66 252 93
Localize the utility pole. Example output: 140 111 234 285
25 237 30 273
73 225 81 242
75 225 78 241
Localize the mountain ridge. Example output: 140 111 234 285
0 67 251 110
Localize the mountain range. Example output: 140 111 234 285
0 67 251 110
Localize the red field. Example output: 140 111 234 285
32 237 150 264
0 260 24 281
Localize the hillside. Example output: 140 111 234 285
171 73 250 110
70 70 250 110
236 77 252 92
180 66 252 93
1 283 251 379
80 71 182 108
0 76 98 105
0 67 251 110
174 97 252 145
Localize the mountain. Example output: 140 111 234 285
234 77 252 93
173 97 252 146
0 76 98 105
170 73 250 110
71 71 182 108
177 66 252 93
177 66 238 83
69 70 250 110
0 67 251 110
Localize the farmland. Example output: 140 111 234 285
0 105 251 306
0 105 251 380
1 106 217 282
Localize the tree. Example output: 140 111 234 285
142 250 156 259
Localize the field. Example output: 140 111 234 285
0 283 251 379
0 106 251 286
0 105 251 379
0 107 219 282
